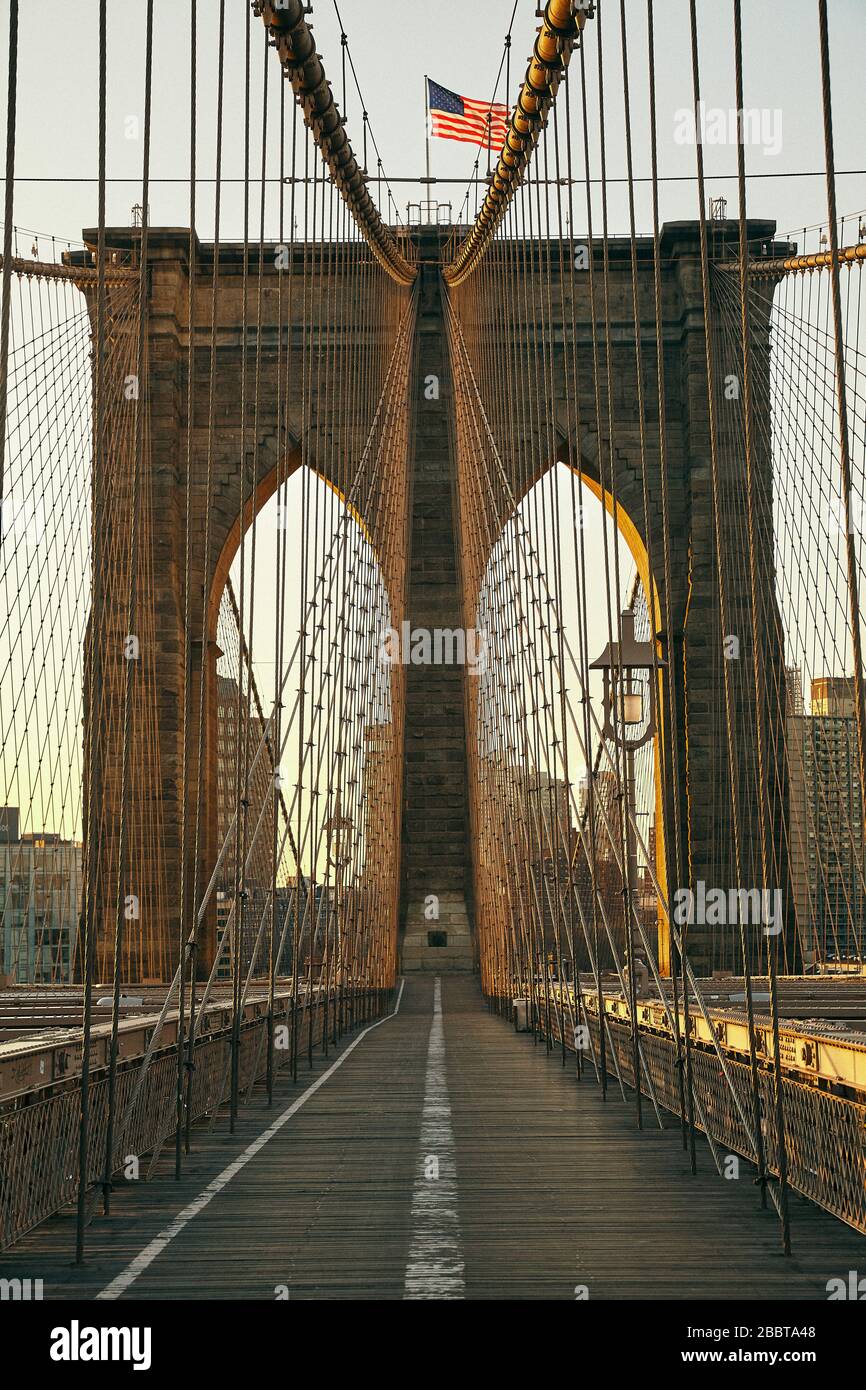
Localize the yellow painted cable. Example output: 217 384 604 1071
445 0 591 287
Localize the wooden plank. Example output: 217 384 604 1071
0 976 862 1300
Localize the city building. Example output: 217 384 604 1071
215 673 278 979
806 678 865 961
785 666 812 945
0 807 82 983
786 673 866 964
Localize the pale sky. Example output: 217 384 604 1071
2 1 865 253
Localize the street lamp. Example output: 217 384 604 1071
591 609 661 749
590 609 665 972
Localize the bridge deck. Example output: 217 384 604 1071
1 976 861 1300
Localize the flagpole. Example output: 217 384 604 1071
424 74 431 204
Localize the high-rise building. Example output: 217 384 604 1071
785 672 865 964
810 676 866 718
215 673 277 978
805 679 865 961
785 668 812 946
0 812 82 983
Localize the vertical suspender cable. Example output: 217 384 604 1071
267 69 287 1108
102 0 154 1230
575 42 609 1098
0 0 17 514
733 0 791 1254
77 0 105 1261
186 0 226 1153
595 0 643 1129
619 0 673 1127
230 1 253 1132
646 0 694 1166
93 0 112 1212
688 0 769 1203
175 0 197 1180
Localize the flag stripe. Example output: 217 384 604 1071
431 117 509 139
437 112 509 128
461 98 509 118
431 110 509 129
431 128 508 148
431 117 509 138
428 77 510 149
431 127 505 149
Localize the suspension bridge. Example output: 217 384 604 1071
1 0 865 1304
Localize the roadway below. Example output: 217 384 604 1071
1 975 862 1300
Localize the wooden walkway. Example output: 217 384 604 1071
1 975 863 1300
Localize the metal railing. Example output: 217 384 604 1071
497 990 866 1236
0 986 391 1252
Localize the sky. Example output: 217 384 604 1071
2 0 865 255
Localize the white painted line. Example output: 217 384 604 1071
404 976 465 1300
97 980 406 1301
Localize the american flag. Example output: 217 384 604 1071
427 78 510 151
